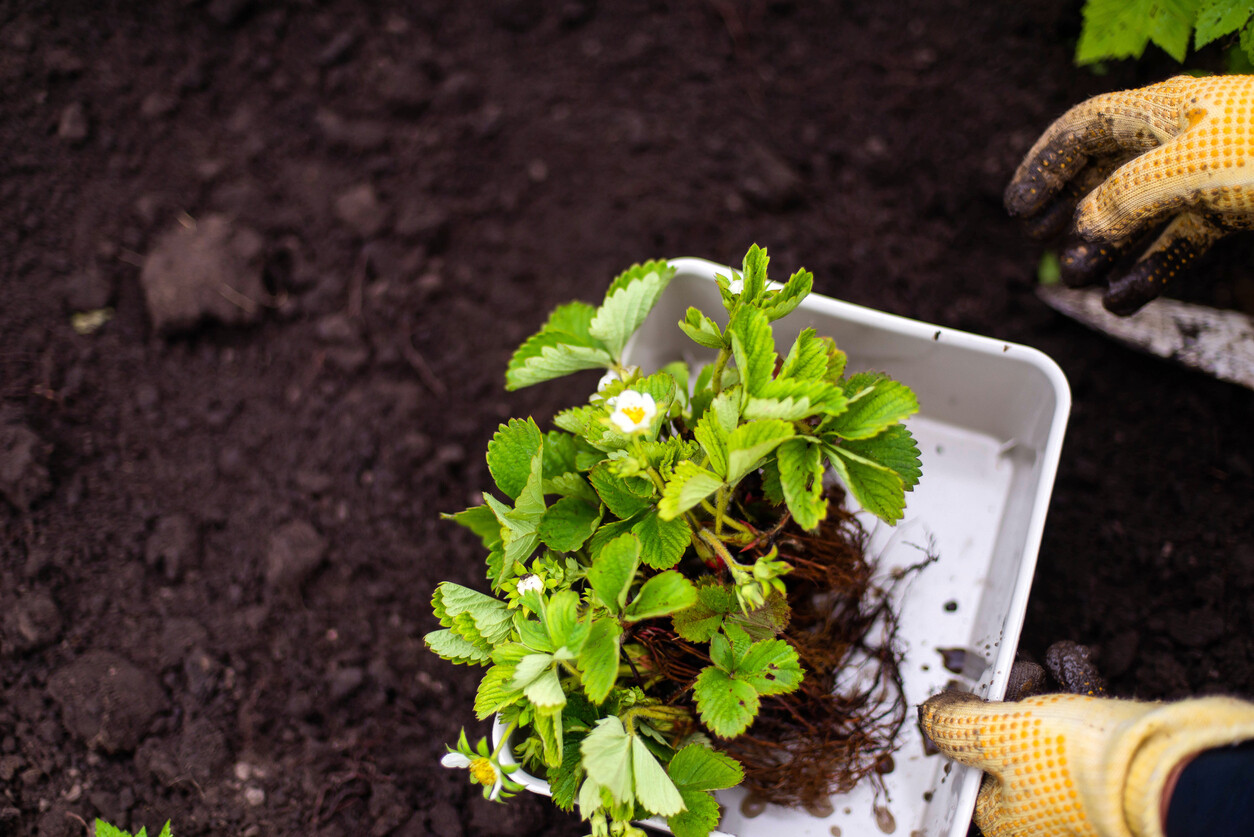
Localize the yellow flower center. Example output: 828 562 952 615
621 406 647 425
469 757 497 786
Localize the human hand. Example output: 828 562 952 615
918 691 1254 837
1007 74 1254 315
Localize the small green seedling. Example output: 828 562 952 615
427 245 921 836
1076 0 1254 66
94 821 172 837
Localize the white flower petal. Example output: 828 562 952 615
441 752 472 769
609 391 657 434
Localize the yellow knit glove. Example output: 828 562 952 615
1006 74 1254 314
918 691 1254 837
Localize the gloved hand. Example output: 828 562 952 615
918 691 1254 837
1006 74 1254 315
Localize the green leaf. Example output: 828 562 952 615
441 504 503 550
1076 0 1204 64
549 732 587 811
506 331 615 390
830 374 918 440
692 391 737 478
515 613 555 653
725 419 795 484
487 418 544 500
740 244 769 303
542 431 581 478
625 571 698 622
631 510 691 570
669 791 721 837
738 638 804 696
672 580 735 642
841 423 922 492
1244 16 1254 59
760 267 813 322
589 262 675 358
588 464 655 520
828 446 907 524
426 629 492 664
667 744 744 791
1196 0 1254 46
658 461 724 520
693 667 759 738
678 307 725 349
632 736 685 816
744 378 846 421
587 533 640 613
728 307 775 397
545 589 588 654
534 708 564 767
578 618 622 704
539 496 602 551
727 591 791 640
431 582 513 646
474 664 525 718
512 652 555 689
779 328 829 380
524 665 567 709
777 438 827 531
581 717 635 805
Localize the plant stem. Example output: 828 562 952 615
709 347 731 395
491 720 517 759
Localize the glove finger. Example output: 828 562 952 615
1102 212 1224 316
973 773 1017 837
1006 76 1192 219
1021 156 1129 241
918 691 1004 772
1059 231 1141 288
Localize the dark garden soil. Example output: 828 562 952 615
3 2 1253 835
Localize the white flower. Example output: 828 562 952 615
728 277 744 294
609 390 657 434
442 752 505 800
516 574 544 594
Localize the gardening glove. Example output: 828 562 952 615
918 691 1254 837
1007 74 1254 315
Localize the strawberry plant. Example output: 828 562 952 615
426 246 922 835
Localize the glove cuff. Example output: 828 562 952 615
1121 696 1254 837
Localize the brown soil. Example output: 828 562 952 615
2 2 1252 836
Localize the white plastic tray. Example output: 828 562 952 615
497 257 1070 837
